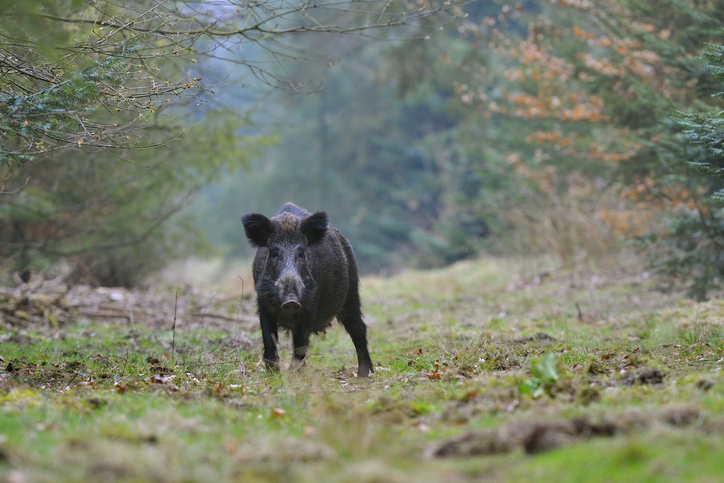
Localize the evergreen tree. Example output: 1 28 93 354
675 41 724 202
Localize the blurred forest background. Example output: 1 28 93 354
2 0 724 299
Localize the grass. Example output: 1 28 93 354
1 257 723 482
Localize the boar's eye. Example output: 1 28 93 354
296 246 306 265
268 247 281 259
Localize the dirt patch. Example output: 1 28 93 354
235 437 335 463
432 425 524 457
5 334 33 346
656 406 702 427
621 367 665 386
576 386 601 405
586 360 608 375
513 332 558 344
430 406 709 458
432 416 620 457
522 417 618 454
696 377 717 391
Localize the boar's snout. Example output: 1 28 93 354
281 297 302 314
276 259 305 314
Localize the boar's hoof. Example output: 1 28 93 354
357 364 373 378
264 358 281 372
290 358 306 371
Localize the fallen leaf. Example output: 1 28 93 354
151 374 175 384
413 422 430 432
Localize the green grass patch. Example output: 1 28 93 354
1 258 723 481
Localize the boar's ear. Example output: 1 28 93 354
241 213 273 248
300 211 328 245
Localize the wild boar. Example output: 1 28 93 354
241 202 374 377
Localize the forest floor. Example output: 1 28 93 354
0 257 723 482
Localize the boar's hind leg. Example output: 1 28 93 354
338 295 374 378
290 329 310 370
260 313 280 371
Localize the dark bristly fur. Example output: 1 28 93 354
241 202 374 377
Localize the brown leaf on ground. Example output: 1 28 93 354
151 374 175 384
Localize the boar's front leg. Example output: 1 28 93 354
260 312 280 371
290 328 310 371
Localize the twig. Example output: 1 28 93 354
0 176 31 195
75 309 133 320
575 303 584 323
684 358 717 364
236 276 247 383
66 371 81 388
189 312 242 322
72 255 101 288
3 314 30 327
171 291 178 359
189 293 245 312
182 360 239 367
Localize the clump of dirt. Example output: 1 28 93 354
577 386 601 406
656 406 701 427
430 406 708 458
523 417 618 454
5 334 33 346
621 367 665 386
696 377 717 391
479 347 525 371
586 360 608 375
550 378 579 398
235 437 334 463
513 332 558 344
430 416 620 457
432 425 522 457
